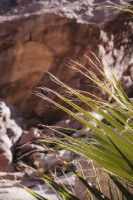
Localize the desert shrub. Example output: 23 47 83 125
24 2 133 199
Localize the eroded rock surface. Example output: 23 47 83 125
0 0 131 23
99 11 133 95
0 12 101 124
0 100 23 171
0 100 76 173
0 101 41 172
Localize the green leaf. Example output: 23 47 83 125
66 164 110 200
24 187 48 200
110 176 133 200
43 175 81 200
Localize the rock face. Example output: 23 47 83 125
0 0 131 23
0 0 132 125
0 11 100 124
99 11 133 95
0 100 23 171
0 100 46 172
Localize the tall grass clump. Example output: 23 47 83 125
25 2 133 199
24 54 133 199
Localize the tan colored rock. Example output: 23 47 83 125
0 12 100 124
0 146 13 172
18 128 40 146
28 149 73 172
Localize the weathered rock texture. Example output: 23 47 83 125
0 100 46 172
0 100 23 171
0 11 100 124
0 0 132 125
99 11 133 95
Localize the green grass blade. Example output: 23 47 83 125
66 164 111 200
24 187 48 200
107 136 133 171
43 175 81 200
110 176 133 200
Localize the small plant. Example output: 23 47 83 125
24 54 133 199
24 2 133 199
